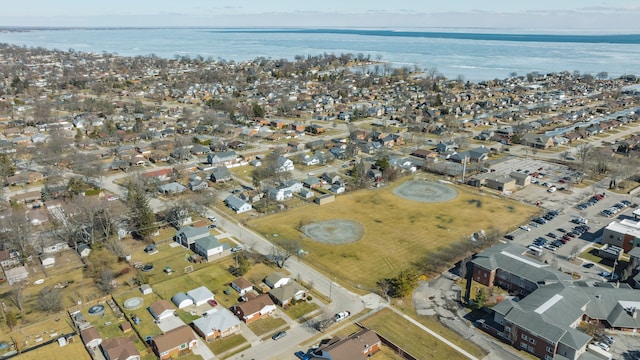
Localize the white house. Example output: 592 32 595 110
224 195 252 214
186 286 215 306
194 236 225 261
148 300 176 320
231 277 254 296
263 272 291 289
4 266 29 285
275 155 294 173
193 308 241 341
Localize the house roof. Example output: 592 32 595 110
232 277 253 290
187 286 215 303
234 294 274 315
211 166 232 180
148 299 175 317
316 328 380 359
269 281 306 303
225 195 250 211
153 325 197 354
264 272 289 287
194 236 222 251
176 226 210 241
80 327 101 344
101 337 139 360
193 308 240 335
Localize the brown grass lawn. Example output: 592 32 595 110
207 333 248 355
12 338 91 360
247 316 288 337
249 176 537 289
361 308 484 360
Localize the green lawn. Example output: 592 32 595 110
247 316 288 337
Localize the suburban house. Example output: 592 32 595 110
4 266 29 285
147 299 176 320
142 168 172 182
158 182 187 194
187 286 215 306
231 277 254 296
263 272 291 289
207 151 237 166
194 236 226 261
174 226 210 248
192 308 241 341
266 180 304 201
101 337 140 360
224 195 252 214
268 281 307 307
311 328 381 360
210 166 232 183
152 325 198 360
231 294 276 324
80 327 103 351
601 218 640 252
188 175 209 191
520 133 554 149
0 250 21 269
275 155 294 173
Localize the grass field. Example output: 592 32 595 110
207 334 248 355
12 338 91 360
249 176 538 290
361 309 480 360
248 316 288 337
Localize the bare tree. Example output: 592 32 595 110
9 284 25 312
0 210 34 261
36 286 63 313
272 239 301 268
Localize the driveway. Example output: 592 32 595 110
157 314 186 332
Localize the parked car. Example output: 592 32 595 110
583 263 595 268
520 225 531 231
272 331 287 340
334 311 351 322
593 342 610 351
546 233 558 239
504 234 515 240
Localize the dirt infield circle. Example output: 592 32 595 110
393 180 458 202
302 220 364 244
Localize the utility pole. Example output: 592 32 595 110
461 155 469 183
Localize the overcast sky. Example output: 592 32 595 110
2 0 640 32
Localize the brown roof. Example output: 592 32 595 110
232 277 253 290
80 327 101 344
234 294 274 315
101 337 139 360
153 325 197 354
317 329 380 360
148 299 175 317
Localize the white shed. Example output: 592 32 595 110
187 286 215 307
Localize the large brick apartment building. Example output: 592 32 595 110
471 243 640 360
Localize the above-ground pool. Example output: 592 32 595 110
124 297 143 310
88 305 105 316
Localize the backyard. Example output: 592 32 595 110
249 176 538 290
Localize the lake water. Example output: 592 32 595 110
1 27 640 82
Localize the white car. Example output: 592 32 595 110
520 225 531 231
547 187 556 193
593 342 610 351
334 311 351 322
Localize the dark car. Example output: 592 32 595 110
557 228 567 233
504 234 515 240
583 263 595 268
272 331 287 340
546 233 558 239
